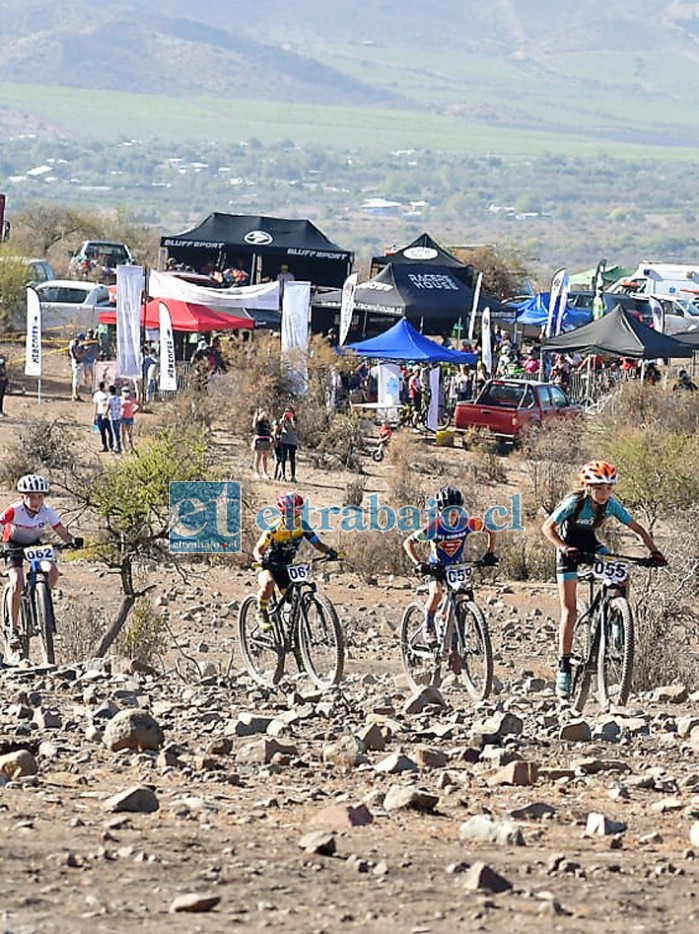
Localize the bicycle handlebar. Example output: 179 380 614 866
0 540 82 558
577 552 664 569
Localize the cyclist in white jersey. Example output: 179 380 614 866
0 474 82 652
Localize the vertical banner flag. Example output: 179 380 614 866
649 296 665 334
24 287 42 376
481 306 493 375
116 265 144 378
158 301 178 391
467 271 483 342
377 362 402 421
592 257 607 320
0 193 5 241
546 267 566 339
281 280 311 394
339 272 358 346
554 271 570 336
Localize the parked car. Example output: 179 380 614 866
68 240 133 281
0 255 55 284
453 378 582 446
32 279 113 332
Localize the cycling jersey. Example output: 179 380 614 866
549 493 632 578
409 517 472 566
258 517 320 566
0 500 62 546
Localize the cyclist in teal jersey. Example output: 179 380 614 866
403 486 497 646
542 460 666 700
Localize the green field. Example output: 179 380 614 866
2 79 699 161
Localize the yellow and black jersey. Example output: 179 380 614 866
258 517 320 565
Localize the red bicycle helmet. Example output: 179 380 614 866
276 490 304 514
579 461 618 486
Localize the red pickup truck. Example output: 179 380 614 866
453 378 582 444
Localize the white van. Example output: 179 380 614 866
609 263 699 298
31 279 113 333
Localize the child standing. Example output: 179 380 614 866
120 387 139 453
107 385 122 454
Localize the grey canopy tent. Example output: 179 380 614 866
542 306 694 359
161 213 353 288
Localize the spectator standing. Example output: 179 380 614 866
106 385 122 454
271 419 284 480
69 332 86 402
673 369 698 392
120 388 139 453
0 355 8 417
82 329 99 391
278 405 299 483
252 408 273 479
92 380 114 452
276 264 295 298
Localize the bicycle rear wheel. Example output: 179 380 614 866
455 601 493 701
598 596 634 710
298 592 344 690
1 584 30 663
399 602 439 690
34 579 56 665
237 595 284 687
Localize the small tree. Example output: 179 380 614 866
63 427 211 656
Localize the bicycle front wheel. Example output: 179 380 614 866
570 607 594 713
598 596 634 710
237 595 284 687
33 579 56 665
298 593 344 690
455 601 493 701
399 602 439 691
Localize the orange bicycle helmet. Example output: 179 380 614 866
579 461 618 486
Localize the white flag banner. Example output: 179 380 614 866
554 271 570 336
467 271 483 341
148 270 270 314
158 301 178 391
24 287 42 377
427 366 440 431
339 272 358 346
116 265 144 378
649 296 665 334
481 306 493 375
281 280 311 394
377 362 401 421
546 267 566 339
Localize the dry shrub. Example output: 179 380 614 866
162 385 219 439
57 602 106 663
517 417 592 520
632 505 699 692
318 412 366 471
219 332 286 440
385 430 428 511
118 597 167 667
497 528 556 582
462 428 507 484
344 476 366 507
337 527 412 582
0 417 77 485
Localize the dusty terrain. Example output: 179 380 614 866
1 352 698 934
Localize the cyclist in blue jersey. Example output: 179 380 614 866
403 486 497 646
542 460 666 700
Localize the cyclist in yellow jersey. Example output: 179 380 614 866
252 491 337 630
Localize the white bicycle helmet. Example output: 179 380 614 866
17 474 50 494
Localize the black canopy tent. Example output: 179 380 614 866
370 232 472 282
161 213 354 288
542 306 694 359
313 261 507 339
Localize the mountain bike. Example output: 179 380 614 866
237 555 344 690
0 542 76 666
400 560 493 702
569 553 661 713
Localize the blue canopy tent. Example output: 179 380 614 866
346 318 477 364
510 292 592 330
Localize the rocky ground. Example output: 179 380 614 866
1 356 698 933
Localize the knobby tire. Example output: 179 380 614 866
455 600 493 701
34 579 56 666
400 602 439 690
598 596 634 710
571 608 593 713
237 595 284 687
298 592 344 690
